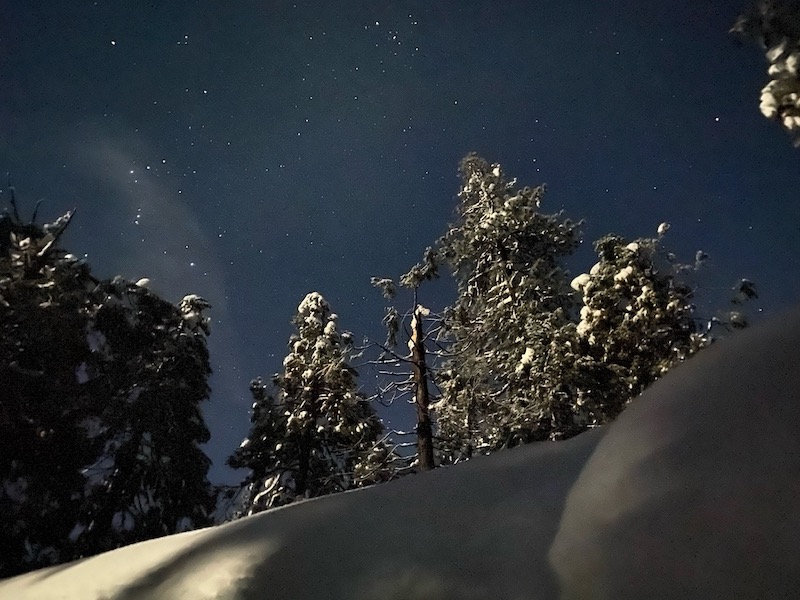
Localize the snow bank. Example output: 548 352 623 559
550 305 800 598
2 307 800 599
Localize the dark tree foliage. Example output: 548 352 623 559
0 194 213 577
72 287 214 556
0 210 97 575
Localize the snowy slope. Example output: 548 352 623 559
2 307 800 599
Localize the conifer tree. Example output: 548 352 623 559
434 154 582 461
72 287 214 556
0 206 96 575
0 190 214 576
431 156 754 463
732 0 800 145
567 230 757 427
567 232 710 426
230 292 391 515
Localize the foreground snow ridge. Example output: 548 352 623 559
3 307 800 599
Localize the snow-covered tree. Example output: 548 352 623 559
732 0 800 145
428 156 754 463
567 231 710 426
568 228 759 427
229 292 391 515
434 154 582 461
0 190 213 576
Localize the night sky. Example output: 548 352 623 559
2 0 799 484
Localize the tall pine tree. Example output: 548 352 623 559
230 292 391 515
71 287 214 557
434 154 582 461
0 192 213 576
431 156 751 463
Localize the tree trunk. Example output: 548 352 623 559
295 381 319 499
295 431 310 498
410 305 435 471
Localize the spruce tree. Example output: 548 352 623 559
567 229 758 428
567 231 710 426
72 287 214 556
434 154 582 461
0 192 213 576
732 0 800 145
230 292 391 515
0 207 97 574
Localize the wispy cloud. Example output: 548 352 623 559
71 128 248 481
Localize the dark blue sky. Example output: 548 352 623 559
2 0 799 484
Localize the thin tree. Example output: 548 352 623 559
370 247 442 472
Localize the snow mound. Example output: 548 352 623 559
2 307 800 599
550 305 800 597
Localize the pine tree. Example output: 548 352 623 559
230 292 391 515
0 191 214 576
430 156 751 463
732 0 800 145
568 229 759 427
434 154 582 461
0 206 98 575
567 231 710 426
72 287 214 556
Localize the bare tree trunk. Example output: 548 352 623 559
410 305 435 471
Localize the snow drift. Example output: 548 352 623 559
2 306 800 599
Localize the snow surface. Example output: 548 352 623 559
3 307 800 599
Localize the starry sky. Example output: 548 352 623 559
2 0 799 485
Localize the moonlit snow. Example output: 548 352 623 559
2 307 800 599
